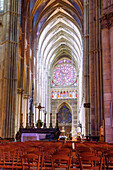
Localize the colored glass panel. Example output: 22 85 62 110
58 105 72 124
57 59 71 64
52 60 77 87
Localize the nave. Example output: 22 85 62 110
0 0 113 146
0 139 113 169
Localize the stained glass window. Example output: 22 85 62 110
58 105 72 124
0 0 4 11
57 59 71 64
52 59 77 87
52 90 77 99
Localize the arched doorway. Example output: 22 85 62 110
58 104 72 138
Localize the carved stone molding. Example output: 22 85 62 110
17 88 24 94
100 12 113 29
23 94 30 99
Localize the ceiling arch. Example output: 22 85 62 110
31 0 83 21
37 13 82 70
33 0 83 33
37 9 82 40
38 10 82 43
29 0 83 75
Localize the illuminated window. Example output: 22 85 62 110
0 0 4 11
58 105 72 124
52 59 77 87
57 59 71 64
51 90 77 99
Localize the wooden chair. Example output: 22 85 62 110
56 148 72 155
22 153 41 170
42 148 56 169
0 147 22 169
22 147 44 169
79 151 96 158
70 151 80 170
105 151 113 169
52 153 71 170
79 155 103 170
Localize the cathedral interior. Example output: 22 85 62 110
0 0 113 143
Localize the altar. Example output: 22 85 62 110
19 127 60 142
18 103 60 142
21 133 46 142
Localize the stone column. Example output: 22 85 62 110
22 95 26 128
47 75 51 127
15 88 22 134
89 0 96 136
34 46 38 124
23 94 29 128
0 0 21 138
89 0 103 137
110 17 113 104
45 73 48 124
25 8 31 95
101 13 113 142
19 89 24 128
83 0 90 136
94 0 104 136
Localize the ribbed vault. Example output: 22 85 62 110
31 0 83 73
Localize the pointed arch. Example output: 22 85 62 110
57 102 72 113
57 102 72 124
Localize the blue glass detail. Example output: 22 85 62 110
58 105 72 124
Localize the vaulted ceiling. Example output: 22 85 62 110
30 0 83 71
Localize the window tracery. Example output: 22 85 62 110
52 59 77 87
58 105 72 124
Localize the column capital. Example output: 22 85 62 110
23 94 30 99
17 88 24 94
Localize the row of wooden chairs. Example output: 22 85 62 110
0 140 113 169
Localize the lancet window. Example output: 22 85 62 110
58 105 72 124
